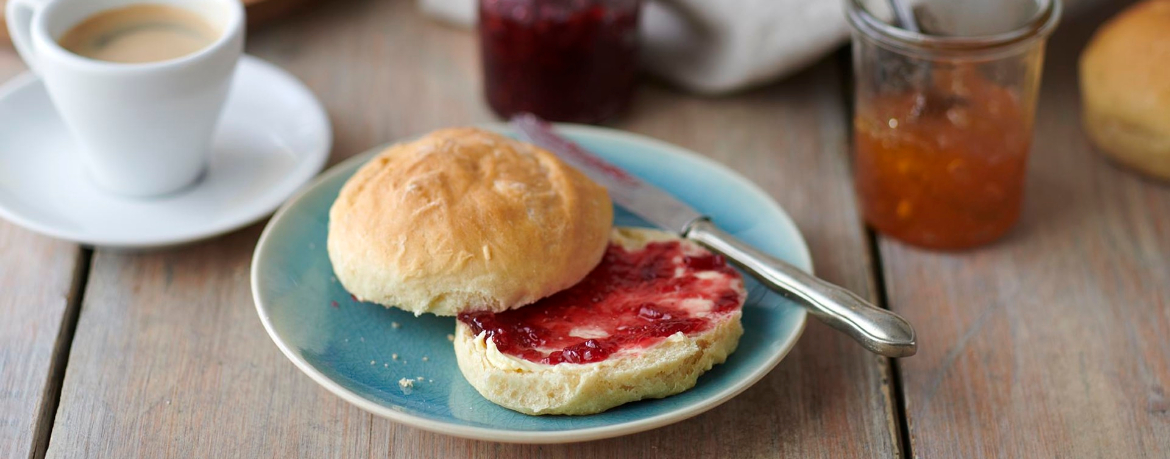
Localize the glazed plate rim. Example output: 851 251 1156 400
251 124 811 443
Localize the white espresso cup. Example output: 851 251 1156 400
6 0 244 197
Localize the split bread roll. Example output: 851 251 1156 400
455 227 746 415
327 128 613 316
1080 0 1170 181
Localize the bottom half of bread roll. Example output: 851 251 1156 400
454 227 746 415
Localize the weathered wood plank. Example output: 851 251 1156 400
45 226 376 458
884 2 1170 458
0 224 84 459
44 0 898 457
0 52 86 459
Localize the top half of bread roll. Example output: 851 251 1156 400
327 127 614 316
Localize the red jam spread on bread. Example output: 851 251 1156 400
458 240 744 365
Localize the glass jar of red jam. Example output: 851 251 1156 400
479 0 640 124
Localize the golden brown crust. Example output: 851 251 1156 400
327 128 613 316
1080 0 1170 180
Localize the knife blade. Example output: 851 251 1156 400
509 115 702 234
511 113 917 358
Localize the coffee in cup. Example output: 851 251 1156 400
56 4 219 64
6 0 244 196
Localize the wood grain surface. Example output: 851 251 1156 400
0 50 87 459
0 223 83 459
883 2 1170 458
39 0 899 457
13 0 1165 457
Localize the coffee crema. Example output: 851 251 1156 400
57 4 219 64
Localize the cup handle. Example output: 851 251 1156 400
6 0 50 74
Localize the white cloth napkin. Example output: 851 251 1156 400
638 0 852 94
421 0 854 94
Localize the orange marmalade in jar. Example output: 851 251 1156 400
854 69 1032 249
846 0 1059 250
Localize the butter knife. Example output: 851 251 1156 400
511 114 917 358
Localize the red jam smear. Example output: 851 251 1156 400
458 240 743 365
479 0 640 123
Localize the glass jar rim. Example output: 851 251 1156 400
846 0 1061 54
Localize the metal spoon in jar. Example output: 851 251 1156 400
888 0 921 33
887 0 965 117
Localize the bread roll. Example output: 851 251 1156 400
454 227 746 415
327 128 613 316
1080 0 1170 180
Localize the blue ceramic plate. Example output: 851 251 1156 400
252 125 810 443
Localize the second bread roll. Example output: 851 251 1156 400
1080 0 1170 180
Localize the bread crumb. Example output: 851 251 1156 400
392 354 398 360
416 376 424 381
428 379 433 383
391 322 401 329
422 356 429 362
384 363 388 368
370 360 375 365
398 378 414 392
447 334 455 341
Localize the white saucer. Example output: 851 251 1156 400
0 55 331 249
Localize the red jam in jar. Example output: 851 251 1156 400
479 0 640 123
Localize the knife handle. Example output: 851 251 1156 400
684 219 917 358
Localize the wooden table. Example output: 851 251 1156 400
2 1 1167 457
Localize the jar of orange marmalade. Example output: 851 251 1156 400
846 0 1059 249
